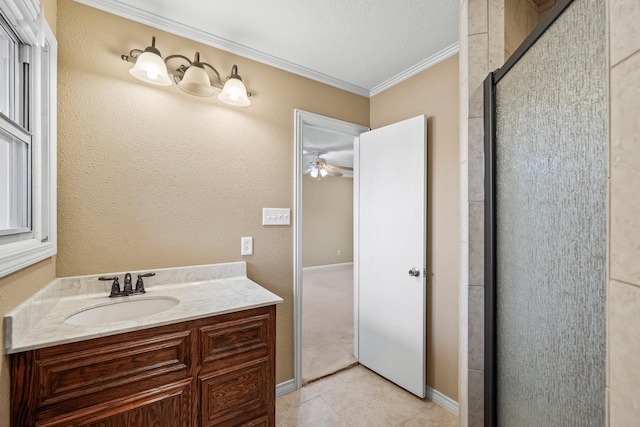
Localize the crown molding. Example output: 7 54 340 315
74 0 458 98
73 0 371 97
369 42 460 97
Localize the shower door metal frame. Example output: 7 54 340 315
483 0 578 424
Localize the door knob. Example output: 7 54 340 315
408 268 421 277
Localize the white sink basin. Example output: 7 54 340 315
65 297 179 325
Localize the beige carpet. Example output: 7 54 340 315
302 264 357 383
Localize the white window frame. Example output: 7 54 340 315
0 0 57 278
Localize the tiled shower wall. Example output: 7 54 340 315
608 0 640 424
459 0 640 425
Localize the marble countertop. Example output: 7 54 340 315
4 262 283 354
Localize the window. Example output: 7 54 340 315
0 20 17 119
0 1 57 278
0 116 31 236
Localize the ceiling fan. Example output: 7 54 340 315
304 151 353 179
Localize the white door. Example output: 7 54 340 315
356 115 426 398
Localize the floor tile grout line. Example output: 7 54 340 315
318 393 355 427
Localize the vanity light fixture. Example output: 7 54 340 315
121 36 252 106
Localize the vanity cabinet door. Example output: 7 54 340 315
199 306 276 427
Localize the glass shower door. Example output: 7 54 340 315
485 0 607 425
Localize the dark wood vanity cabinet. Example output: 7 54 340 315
10 305 276 427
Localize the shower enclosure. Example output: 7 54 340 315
484 0 607 425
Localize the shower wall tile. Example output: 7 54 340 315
459 239 469 426
468 33 489 118
468 202 484 286
609 280 640 425
488 0 506 69
609 0 640 66
468 369 485 427
606 387 610 427
610 51 640 287
468 118 485 202
468 286 485 370
461 82 469 120
461 194 469 243
463 1 492 425
469 0 488 35
460 93 469 165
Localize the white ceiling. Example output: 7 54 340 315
76 0 460 97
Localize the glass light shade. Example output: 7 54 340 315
320 168 328 177
310 167 318 178
178 65 215 97
218 77 251 106
129 51 172 86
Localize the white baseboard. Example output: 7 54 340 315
276 379 296 397
303 262 354 271
425 385 459 416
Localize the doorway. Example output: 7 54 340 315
293 110 369 389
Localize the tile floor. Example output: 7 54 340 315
277 365 458 426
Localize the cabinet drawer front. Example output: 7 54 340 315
200 312 270 365
36 379 193 427
200 359 271 427
37 330 193 406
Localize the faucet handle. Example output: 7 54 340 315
134 272 155 293
99 276 121 297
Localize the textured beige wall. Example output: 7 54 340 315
0 2 58 425
370 55 460 401
302 175 354 267
40 0 57 35
55 0 369 384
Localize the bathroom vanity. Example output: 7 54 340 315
4 262 282 427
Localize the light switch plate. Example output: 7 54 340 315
262 208 291 226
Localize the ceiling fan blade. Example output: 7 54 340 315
326 168 343 177
327 164 353 171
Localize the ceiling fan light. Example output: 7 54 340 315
178 64 215 97
319 168 328 177
310 167 319 178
